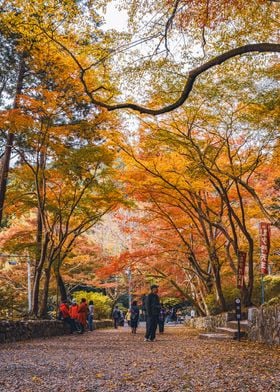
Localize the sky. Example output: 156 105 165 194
103 2 128 31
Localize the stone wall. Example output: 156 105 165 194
0 319 113 344
185 304 280 345
94 319 114 329
185 312 229 332
247 304 280 345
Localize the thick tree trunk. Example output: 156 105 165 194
0 58 26 226
35 206 43 266
56 271 67 302
197 280 210 316
32 233 49 316
35 150 46 267
39 263 52 318
212 261 227 312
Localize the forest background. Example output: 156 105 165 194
0 0 279 319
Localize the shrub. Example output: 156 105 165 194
73 291 112 320
252 275 280 306
265 295 280 306
205 294 221 315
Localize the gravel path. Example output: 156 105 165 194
0 325 279 392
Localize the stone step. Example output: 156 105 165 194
227 320 249 331
216 327 247 339
216 327 238 336
199 333 233 341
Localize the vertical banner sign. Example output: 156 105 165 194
237 251 246 288
259 222 271 275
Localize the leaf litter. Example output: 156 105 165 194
0 326 279 391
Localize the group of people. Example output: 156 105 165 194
112 284 166 341
60 284 167 342
59 298 94 334
144 284 163 341
113 301 141 333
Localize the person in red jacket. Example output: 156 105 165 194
69 299 81 332
78 298 88 333
59 300 77 333
69 300 78 318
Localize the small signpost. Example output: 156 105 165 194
237 251 246 289
259 222 270 304
235 298 241 341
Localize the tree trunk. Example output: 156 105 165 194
212 262 227 312
35 203 43 267
0 58 26 226
32 233 49 316
56 271 67 302
197 280 210 316
242 237 254 306
35 150 46 267
39 263 52 318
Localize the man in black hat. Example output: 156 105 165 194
144 284 160 342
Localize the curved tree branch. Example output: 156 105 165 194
84 43 280 115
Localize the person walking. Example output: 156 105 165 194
112 305 121 329
78 298 88 333
158 303 166 334
130 300 140 334
171 307 177 324
119 310 125 326
125 309 131 327
88 300 94 331
145 284 160 342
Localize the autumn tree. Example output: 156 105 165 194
115 59 279 308
0 0 279 317
0 81 125 317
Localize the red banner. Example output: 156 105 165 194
259 222 270 275
237 251 246 289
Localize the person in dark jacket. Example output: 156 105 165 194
88 300 94 331
112 305 121 329
144 284 160 341
130 300 140 334
158 303 166 334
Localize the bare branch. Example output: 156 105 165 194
164 0 182 53
85 43 280 115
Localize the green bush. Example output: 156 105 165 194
115 303 127 313
204 293 222 315
205 275 280 314
252 275 280 306
205 286 240 315
265 295 280 306
162 297 182 307
73 291 112 320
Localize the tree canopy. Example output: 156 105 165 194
0 0 279 318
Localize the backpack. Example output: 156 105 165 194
130 306 138 320
159 309 165 321
113 309 120 319
131 310 137 320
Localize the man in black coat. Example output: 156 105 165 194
144 284 160 341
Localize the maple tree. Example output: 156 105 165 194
0 0 278 116
0 64 124 317
17 0 279 115
0 0 279 317
113 59 279 310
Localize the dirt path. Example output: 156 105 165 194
0 325 279 392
